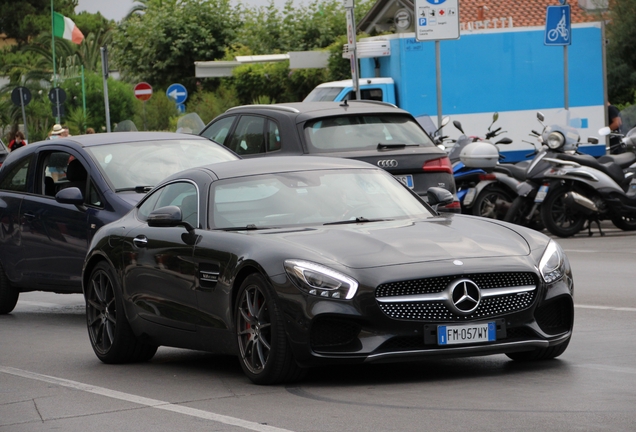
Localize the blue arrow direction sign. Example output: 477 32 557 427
166 83 188 104
545 5 571 46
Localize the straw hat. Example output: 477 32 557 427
51 124 64 135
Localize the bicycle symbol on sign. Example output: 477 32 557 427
547 10 569 42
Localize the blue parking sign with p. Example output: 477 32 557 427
419 17 427 26
545 5 571 46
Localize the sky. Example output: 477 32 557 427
76 0 291 22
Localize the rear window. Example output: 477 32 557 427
303 87 344 102
304 115 435 153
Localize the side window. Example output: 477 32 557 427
228 116 265 155
201 116 235 145
87 181 103 207
344 88 383 102
0 156 31 192
266 120 281 152
42 152 88 197
138 182 199 227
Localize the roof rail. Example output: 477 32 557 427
347 100 399 109
226 104 300 113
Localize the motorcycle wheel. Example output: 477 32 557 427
504 196 545 231
471 186 513 220
610 214 636 231
540 185 587 238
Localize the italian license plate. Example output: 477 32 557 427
437 322 497 345
395 174 414 189
535 185 549 203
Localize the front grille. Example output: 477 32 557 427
376 272 537 322
535 297 573 335
310 318 361 351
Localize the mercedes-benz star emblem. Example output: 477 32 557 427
447 279 481 315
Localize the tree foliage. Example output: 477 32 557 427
112 0 241 90
606 0 636 106
0 0 77 46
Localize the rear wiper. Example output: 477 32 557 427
115 186 154 193
377 143 419 150
216 224 279 231
324 217 393 225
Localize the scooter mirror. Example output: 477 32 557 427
537 112 545 122
496 137 513 145
453 120 464 134
492 112 499 123
598 127 611 137
440 116 450 127
587 137 599 144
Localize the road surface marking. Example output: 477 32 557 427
0 366 293 432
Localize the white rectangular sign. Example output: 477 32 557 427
415 0 460 41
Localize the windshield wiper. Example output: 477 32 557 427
377 143 420 150
215 224 280 231
115 186 154 193
324 217 393 226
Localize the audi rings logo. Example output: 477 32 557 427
377 159 398 168
446 279 481 315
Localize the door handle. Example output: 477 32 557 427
133 236 148 247
23 213 36 220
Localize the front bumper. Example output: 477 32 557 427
275 257 574 367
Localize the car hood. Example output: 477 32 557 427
264 215 531 269
116 191 146 207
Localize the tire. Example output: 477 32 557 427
506 336 570 361
504 195 545 231
235 274 305 385
0 262 19 315
85 261 158 364
471 186 513 220
540 185 586 238
610 214 636 231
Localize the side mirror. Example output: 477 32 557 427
492 112 499 123
587 137 599 144
537 112 545 122
496 137 513 145
427 187 454 209
56 187 84 206
598 127 611 137
147 205 195 232
440 116 450 128
453 120 464 134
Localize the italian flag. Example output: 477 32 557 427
53 12 84 45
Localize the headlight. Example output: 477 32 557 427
547 132 565 149
284 260 358 300
539 240 565 283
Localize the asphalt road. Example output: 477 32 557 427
1 225 635 432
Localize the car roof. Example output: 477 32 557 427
192 156 379 181
225 101 408 121
29 132 209 148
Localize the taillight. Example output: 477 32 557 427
478 173 496 181
423 156 452 174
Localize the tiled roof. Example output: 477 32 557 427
457 0 600 28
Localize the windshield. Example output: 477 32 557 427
210 168 434 229
303 86 344 102
304 115 435 153
85 139 237 191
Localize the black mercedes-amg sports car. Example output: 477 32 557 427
83 156 573 385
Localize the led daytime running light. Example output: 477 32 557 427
284 260 359 300
539 240 565 283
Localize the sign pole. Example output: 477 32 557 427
345 0 360 100
435 40 443 129
50 0 59 124
18 88 28 142
101 46 111 133
564 45 569 110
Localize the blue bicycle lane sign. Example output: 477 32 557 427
545 5 571 46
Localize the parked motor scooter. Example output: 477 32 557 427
537 126 636 237
503 112 598 230
444 113 517 218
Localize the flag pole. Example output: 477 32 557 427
51 0 60 124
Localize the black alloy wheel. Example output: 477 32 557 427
85 261 157 364
610 214 636 231
0 262 19 315
540 185 586 238
504 195 545 231
235 274 305 385
506 336 570 361
471 186 513 219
